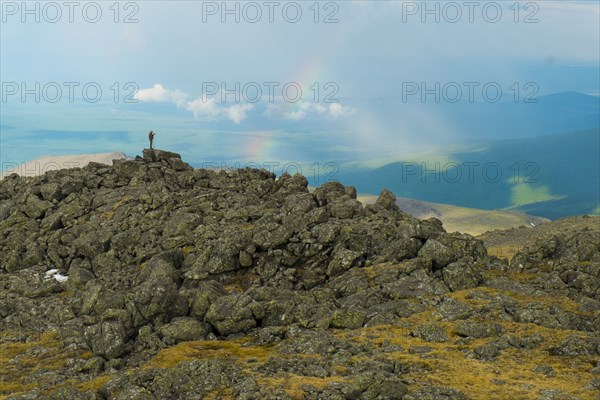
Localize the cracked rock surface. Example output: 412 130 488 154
1 150 598 399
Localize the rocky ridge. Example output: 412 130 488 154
0 149 598 399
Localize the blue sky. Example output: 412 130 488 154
1 1 599 168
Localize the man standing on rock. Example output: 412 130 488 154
149 130 156 149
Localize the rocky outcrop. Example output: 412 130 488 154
1 150 598 399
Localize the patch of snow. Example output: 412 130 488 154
53 274 69 283
44 268 68 283
44 269 59 277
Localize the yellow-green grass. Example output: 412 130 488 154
2 282 597 400
336 297 597 400
0 330 95 399
509 183 565 208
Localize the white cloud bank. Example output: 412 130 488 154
134 84 188 107
265 99 356 122
134 84 355 124
134 84 254 124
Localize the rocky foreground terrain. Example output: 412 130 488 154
1 150 598 400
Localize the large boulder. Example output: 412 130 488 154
158 317 211 345
205 294 262 335
131 251 188 324
84 320 128 359
142 148 192 171
442 261 483 291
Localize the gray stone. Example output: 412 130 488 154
404 387 468 400
442 261 482 291
84 320 128 359
159 317 211 345
24 194 53 219
206 294 258 335
375 189 400 212
549 335 600 356
412 323 449 343
454 321 504 338
330 308 367 329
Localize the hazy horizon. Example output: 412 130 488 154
2 1 599 168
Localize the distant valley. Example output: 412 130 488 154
338 128 600 220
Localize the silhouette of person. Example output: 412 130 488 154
149 130 155 149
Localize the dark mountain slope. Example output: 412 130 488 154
337 129 600 219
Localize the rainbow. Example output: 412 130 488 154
241 131 278 162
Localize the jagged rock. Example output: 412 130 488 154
72 231 111 259
84 320 128 359
330 308 367 329
313 181 347 206
279 329 359 356
100 359 240 399
327 248 364 276
78 356 105 374
158 317 211 345
454 321 504 338
67 265 95 288
142 148 180 162
537 389 581 400
343 371 407 399
1 149 598 399
435 298 473 321
24 194 53 219
508 332 544 349
412 323 449 342
184 280 227 319
258 355 330 377
375 189 400 212
132 275 187 325
532 365 556 377
404 387 468 400
141 148 192 172
110 386 156 400
442 261 483 291
163 212 201 237
44 387 95 400
549 335 600 356
40 182 63 201
512 304 580 331
473 338 510 360
205 294 260 335
419 239 457 269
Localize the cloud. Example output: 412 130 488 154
284 102 326 121
267 99 355 121
136 84 254 124
328 103 356 119
186 97 253 124
225 104 254 124
186 97 221 121
135 84 356 124
134 84 188 107
285 101 354 121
